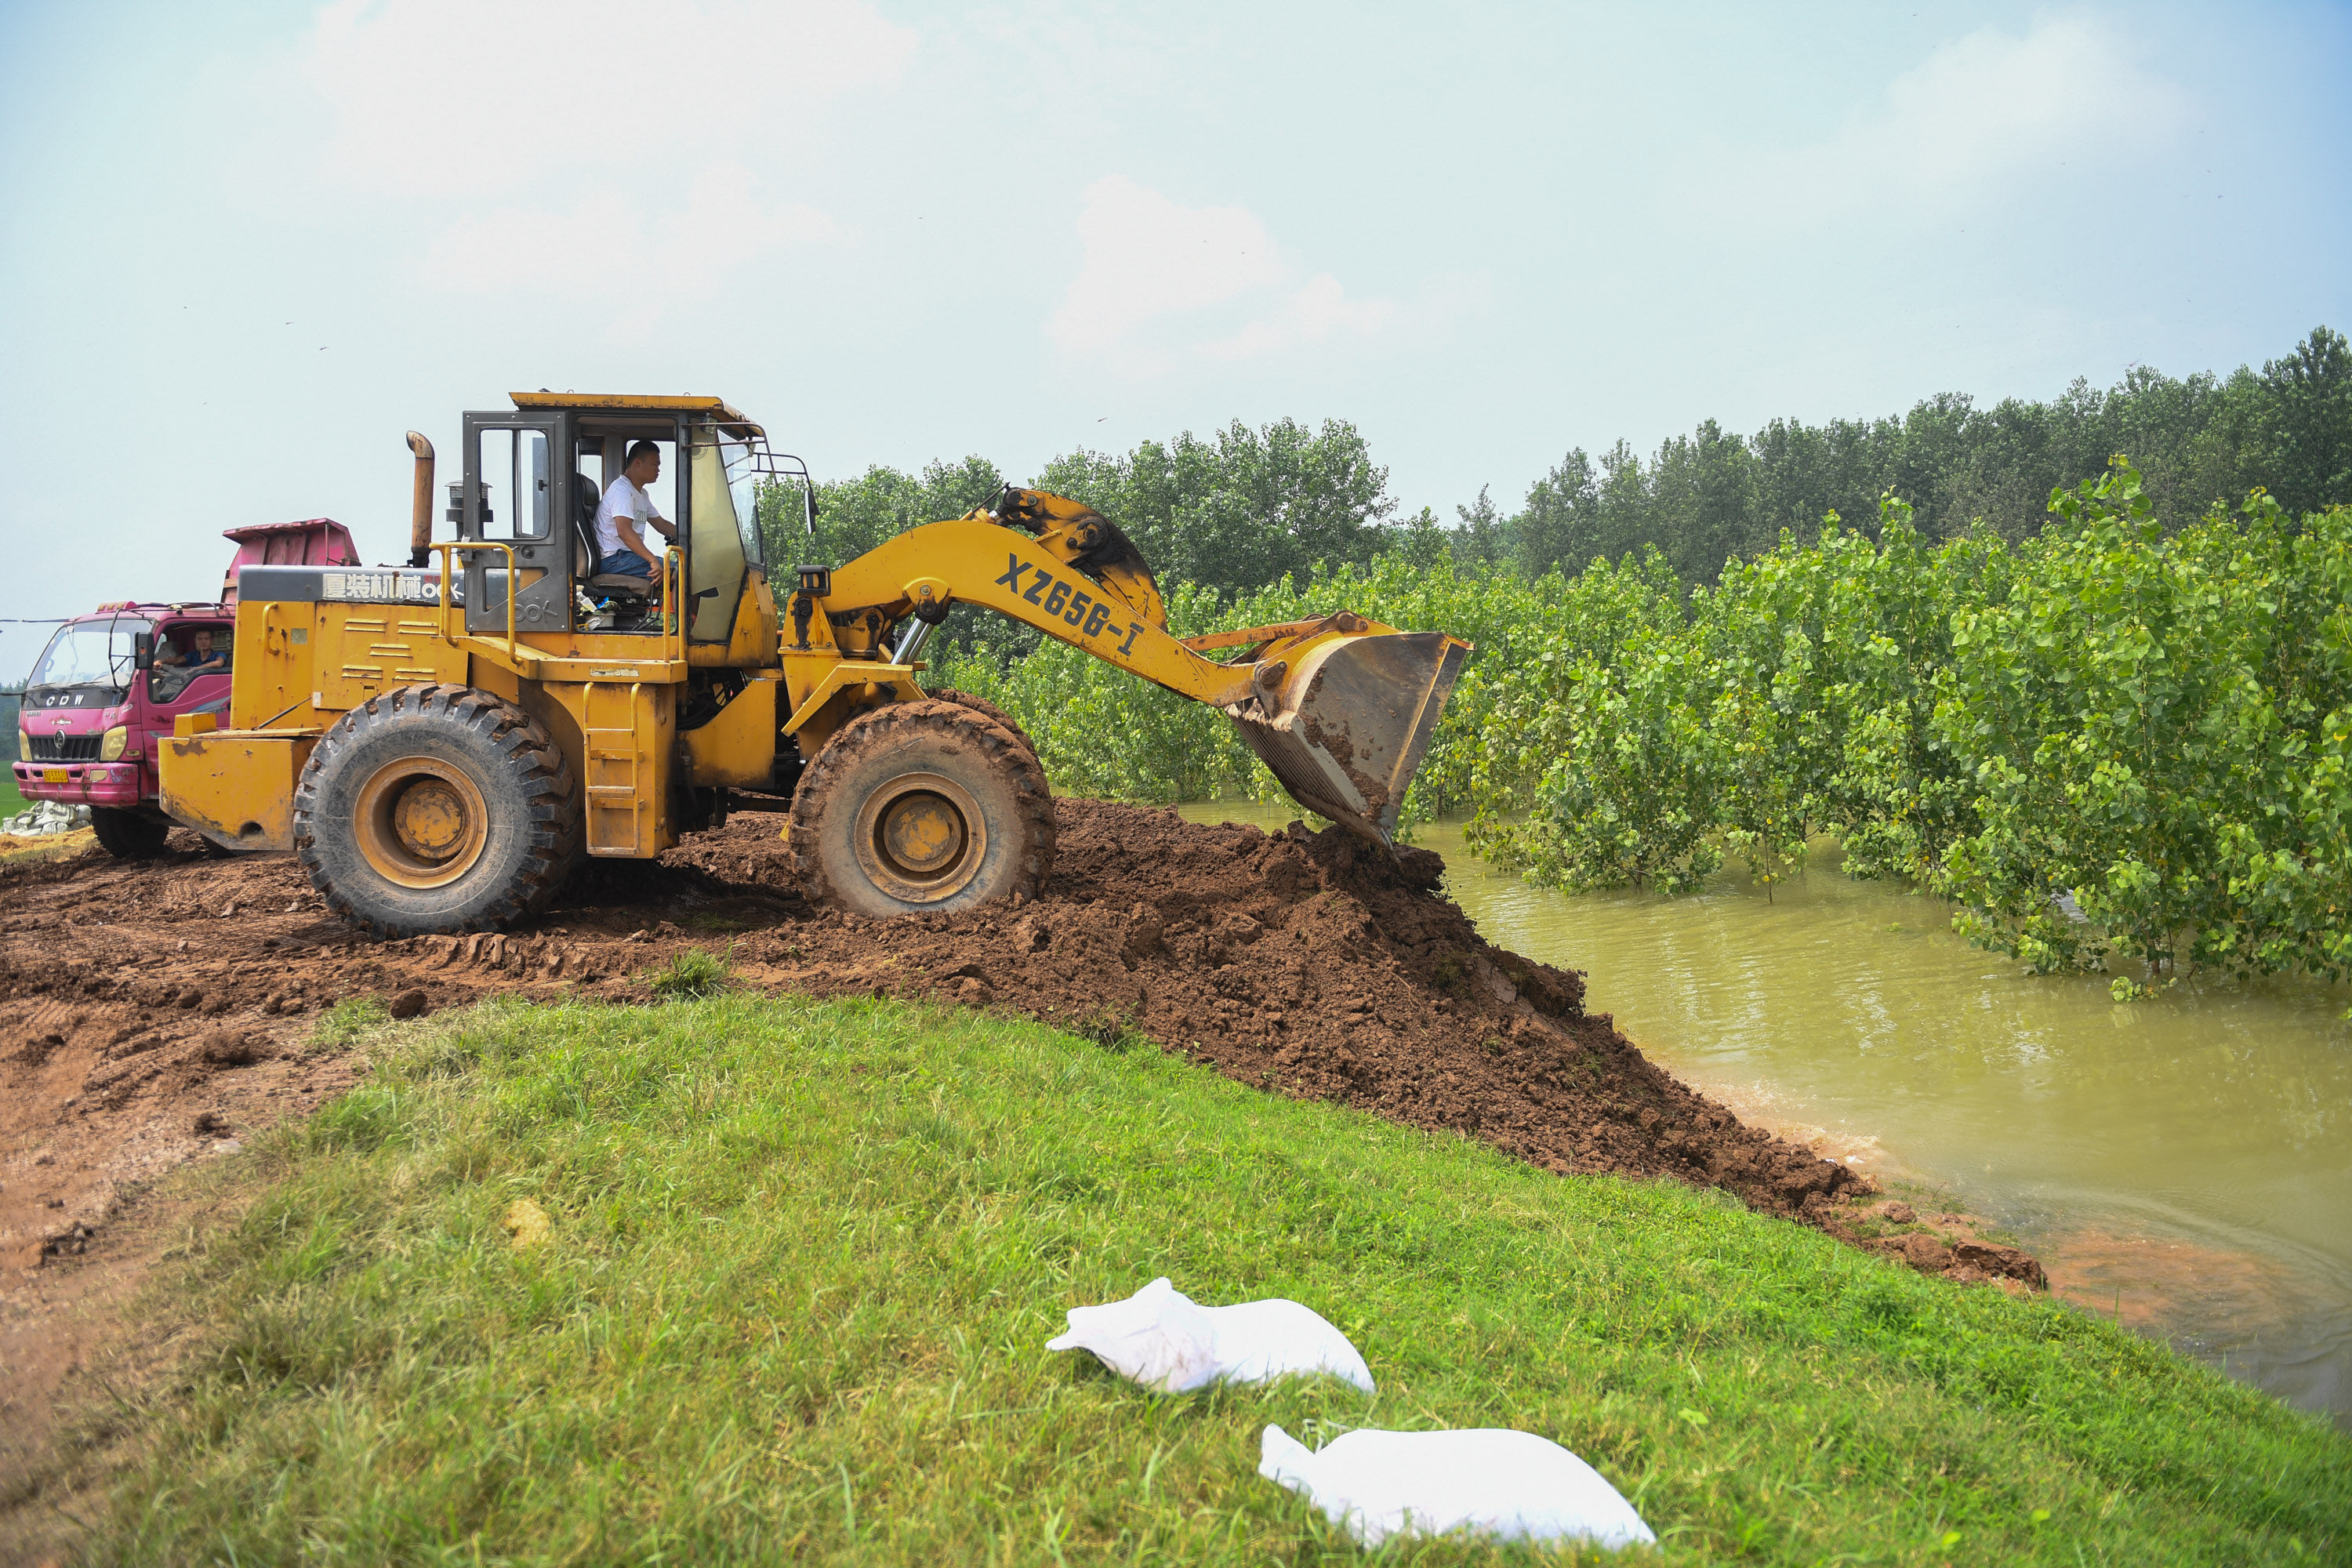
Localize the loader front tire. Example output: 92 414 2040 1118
294 684 581 937
789 699 1054 919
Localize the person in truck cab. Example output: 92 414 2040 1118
151 626 228 702
593 441 677 599
158 627 230 674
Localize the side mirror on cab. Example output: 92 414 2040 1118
132 632 154 671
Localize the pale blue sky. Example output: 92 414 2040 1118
2 0 2347 670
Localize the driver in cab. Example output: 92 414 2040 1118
157 627 230 675
593 441 678 601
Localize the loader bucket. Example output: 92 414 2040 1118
1227 630 1472 847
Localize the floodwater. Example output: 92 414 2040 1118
1178 800 2352 1430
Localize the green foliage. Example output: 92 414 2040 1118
1034 417 1396 601
1465 500 1998 895
1492 599 1726 894
1932 472 2352 985
1461 462 2352 992
1386 504 1454 571
2258 325 2352 517
82 995 2352 1563
1449 485 1511 569
1504 326 2351 583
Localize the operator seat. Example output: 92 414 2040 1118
574 473 655 602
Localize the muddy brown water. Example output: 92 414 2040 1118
1182 800 2352 1431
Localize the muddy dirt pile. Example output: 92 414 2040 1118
1 801 2042 1450
670 803 1891 1218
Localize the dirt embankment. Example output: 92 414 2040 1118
0 801 2039 1476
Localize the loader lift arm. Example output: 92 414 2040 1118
811 489 1471 845
820 514 1254 709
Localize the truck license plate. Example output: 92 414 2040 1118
43 768 67 782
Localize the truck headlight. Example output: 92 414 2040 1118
100 726 129 761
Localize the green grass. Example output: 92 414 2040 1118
0 775 28 820
310 994 394 1054
74 995 2350 1564
647 945 735 999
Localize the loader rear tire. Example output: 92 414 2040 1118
927 688 1040 764
293 684 581 937
90 806 171 861
789 699 1054 919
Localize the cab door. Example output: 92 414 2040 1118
460 412 572 636
138 620 234 793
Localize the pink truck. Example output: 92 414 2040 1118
13 520 360 858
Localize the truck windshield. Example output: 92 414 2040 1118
28 615 151 695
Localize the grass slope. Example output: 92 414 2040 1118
74 994 2350 1564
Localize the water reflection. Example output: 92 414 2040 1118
1176 798 2352 1428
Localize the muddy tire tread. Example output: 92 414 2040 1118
89 806 170 861
926 687 1041 764
788 699 1054 915
292 683 580 937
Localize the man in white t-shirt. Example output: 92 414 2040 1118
592 440 679 597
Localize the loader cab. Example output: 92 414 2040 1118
453 394 813 645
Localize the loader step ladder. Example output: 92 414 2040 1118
581 680 645 856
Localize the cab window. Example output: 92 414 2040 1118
148 625 233 703
475 427 553 539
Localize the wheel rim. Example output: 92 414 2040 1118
851 770 987 903
353 756 490 889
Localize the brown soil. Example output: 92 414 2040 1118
0 801 2037 1498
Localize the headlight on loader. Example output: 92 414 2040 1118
100 726 129 761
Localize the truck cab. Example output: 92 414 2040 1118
13 520 360 858
15 607 233 827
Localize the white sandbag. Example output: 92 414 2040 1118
1044 1277 1376 1394
1258 1424 1656 1549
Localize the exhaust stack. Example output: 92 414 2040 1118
406 431 435 568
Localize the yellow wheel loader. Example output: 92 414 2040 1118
158 393 1469 935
